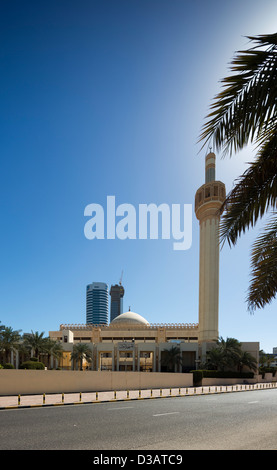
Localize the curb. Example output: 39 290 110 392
1 383 276 410
0 393 180 410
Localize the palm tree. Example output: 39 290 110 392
236 350 257 373
23 331 47 360
205 337 241 371
216 336 242 366
50 341 64 369
71 343 92 371
17 341 31 364
205 347 226 371
199 33 277 312
0 326 22 364
259 349 273 367
259 349 268 367
43 338 64 369
161 346 182 372
206 337 257 373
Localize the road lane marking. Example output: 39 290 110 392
153 412 180 417
108 406 134 410
248 401 259 404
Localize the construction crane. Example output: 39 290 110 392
119 270 123 286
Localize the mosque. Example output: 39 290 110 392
49 153 259 371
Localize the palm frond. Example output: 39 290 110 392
198 33 277 312
199 33 277 156
247 214 277 311
219 137 277 246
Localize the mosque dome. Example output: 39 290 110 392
111 311 150 326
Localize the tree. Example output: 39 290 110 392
23 331 47 360
199 33 277 312
205 337 241 371
236 350 257 373
161 346 182 372
216 336 242 367
71 343 92 371
43 338 64 369
204 347 226 371
0 326 22 364
259 349 273 367
205 337 257 373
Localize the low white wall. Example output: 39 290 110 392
202 374 277 386
258 373 277 383
0 370 193 395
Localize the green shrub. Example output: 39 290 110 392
191 370 203 385
202 370 254 379
3 363 15 369
192 369 254 385
259 367 277 378
19 361 45 370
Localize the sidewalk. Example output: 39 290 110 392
0 387 185 409
0 382 276 410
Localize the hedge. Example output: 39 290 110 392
259 367 277 378
19 361 45 370
191 370 254 385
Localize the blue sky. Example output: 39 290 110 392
0 0 277 352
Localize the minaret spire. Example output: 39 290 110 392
205 151 216 183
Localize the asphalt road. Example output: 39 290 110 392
1 388 277 451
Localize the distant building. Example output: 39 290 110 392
109 284 125 322
86 282 109 325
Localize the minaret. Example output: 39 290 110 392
195 152 226 344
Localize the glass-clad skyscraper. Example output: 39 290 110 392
109 284 125 322
86 282 109 325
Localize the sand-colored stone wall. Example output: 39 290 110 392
0 370 193 395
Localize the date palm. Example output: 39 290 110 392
0 326 22 364
23 330 47 360
215 336 241 370
161 346 182 372
205 337 257 372
259 349 272 367
199 33 277 312
236 350 257 373
43 338 64 369
205 347 226 371
71 343 92 371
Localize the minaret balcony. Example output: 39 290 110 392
195 181 226 219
